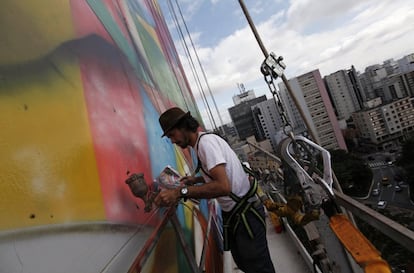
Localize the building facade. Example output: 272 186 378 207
324 68 362 120
359 54 414 103
352 97 414 149
397 53 414 73
233 136 279 171
279 70 347 151
228 95 267 140
251 98 284 152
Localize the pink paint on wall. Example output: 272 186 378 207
70 0 155 224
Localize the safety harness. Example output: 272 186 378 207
195 133 266 251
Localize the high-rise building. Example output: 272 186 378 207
384 73 412 100
359 64 388 101
359 54 414 104
352 97 414 148
347 65 366 109
324 68 362 120
279 69 347 151
278 84 306 134
401 71 414 97
360 66 413 103
228 95 267 140
251 98 284 152
383 58 399 75
397 53 414 73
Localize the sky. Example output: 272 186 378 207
159 0 414 129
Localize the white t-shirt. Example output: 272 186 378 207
195 133 250 212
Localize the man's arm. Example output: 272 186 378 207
181 175 205 185
154 164 230 206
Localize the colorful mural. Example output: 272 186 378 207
0 0 214 272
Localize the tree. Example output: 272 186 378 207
396 137 414 201
330 149 373 197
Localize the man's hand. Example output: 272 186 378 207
180 175 205 186
154 188 181 207
180 176 196 185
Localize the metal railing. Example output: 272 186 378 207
246 140 414 254
335 190 414 252
127 206 202 273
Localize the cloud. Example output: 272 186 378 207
178 0 204 20
167 0 414 128
163 0 203 31
286 0 369 31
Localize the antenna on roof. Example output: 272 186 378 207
237 83 246 94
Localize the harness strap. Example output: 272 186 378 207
226 179 265 239
195 133 213 180
195 133 266 250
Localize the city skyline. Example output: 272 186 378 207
159 0 414 129
222 53 414 153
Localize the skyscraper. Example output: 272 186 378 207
279 70 347 151
228 94 267 140
324 68 362 120
251 98 284 152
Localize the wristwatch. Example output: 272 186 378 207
180 186 189 201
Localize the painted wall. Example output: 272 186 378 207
0 0 211 272
0 0 195 229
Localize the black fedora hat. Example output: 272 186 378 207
159 107 190 137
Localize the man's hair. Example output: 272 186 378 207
175 115 199 132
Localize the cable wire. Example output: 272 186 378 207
173 0 225 135
167 0 217 131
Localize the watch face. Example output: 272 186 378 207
180 187 188 196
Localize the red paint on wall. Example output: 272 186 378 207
70 0 114 46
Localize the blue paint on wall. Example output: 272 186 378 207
139 86 177 179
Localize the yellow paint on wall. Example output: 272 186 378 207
174 146 190 177
0 46 105 231
0 0 75 65
173 147 194 230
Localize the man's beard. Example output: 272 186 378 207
177 134 189 148
177 142 188 148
